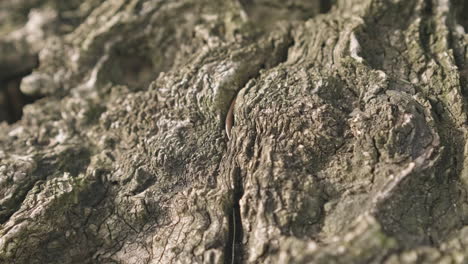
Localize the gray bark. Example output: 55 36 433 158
1 0 468 263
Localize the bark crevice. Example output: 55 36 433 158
1 1 468 263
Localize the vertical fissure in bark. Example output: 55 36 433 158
224 166 244 264
222 35 296 263
223 34 295 138
419 0 434 61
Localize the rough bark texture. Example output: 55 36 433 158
1 0 468 263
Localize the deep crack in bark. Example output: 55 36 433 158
225 166 244 264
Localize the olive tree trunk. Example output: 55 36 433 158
1 0 468 263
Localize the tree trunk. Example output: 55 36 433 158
1 0 468 263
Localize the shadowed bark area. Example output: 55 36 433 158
0 0 467 263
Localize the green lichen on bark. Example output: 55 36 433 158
0 0 468 263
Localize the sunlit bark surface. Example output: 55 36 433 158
1 0 468 263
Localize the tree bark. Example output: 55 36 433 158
1 0 468 263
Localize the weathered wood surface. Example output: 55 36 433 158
0 0 468 263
